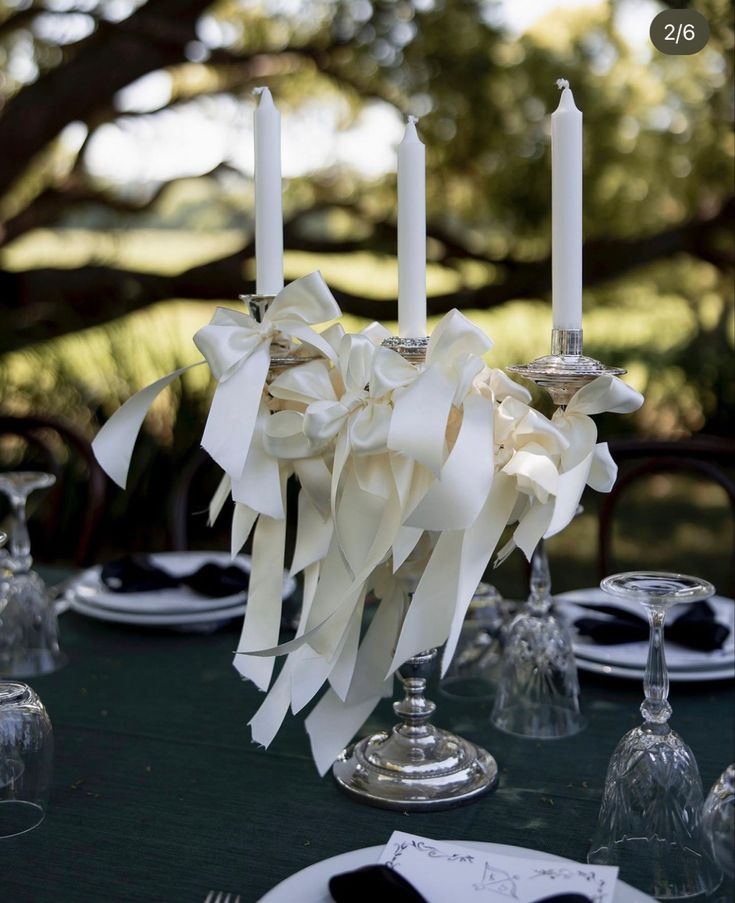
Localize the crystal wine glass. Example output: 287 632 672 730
490 539 585 739
588 571 722 899
440 582 506 701
0 680 54 837
0 472 67 676
702 764 735 879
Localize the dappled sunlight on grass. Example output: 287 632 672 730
2 228 731 446
284 250 462 298
1 228 246 275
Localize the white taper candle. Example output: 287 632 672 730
253 87 284 296
397 115 428 338
551 78 583 330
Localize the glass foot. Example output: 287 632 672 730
0 800 46 838
332 648 498 811
589 837 720 900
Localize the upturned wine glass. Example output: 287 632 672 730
0 472 67 676
490 540 585 739
0 680 53 837
0 529 54 836
702 764 735 879
440 582 506 701
588 572 722 899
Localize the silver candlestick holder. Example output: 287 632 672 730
507 328 625 406
333 647 499 810
380 335 430 364
241 293 322 375
332 334 499 811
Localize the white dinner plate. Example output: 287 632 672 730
66 551 296 629
257 842 656 903
573 656 734 683
68 595 248 628
555 589 734 674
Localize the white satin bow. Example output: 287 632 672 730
194 272 339 480
500 374 644 560
92 271 339 488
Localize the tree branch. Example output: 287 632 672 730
0 163 243 247
1 198 730 354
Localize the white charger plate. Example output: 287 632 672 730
66 551 296 628
555 589 734 676
257 842 656 903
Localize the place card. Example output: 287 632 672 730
378 831 619 903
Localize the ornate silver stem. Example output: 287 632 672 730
332 646 498 810
507 328 625 406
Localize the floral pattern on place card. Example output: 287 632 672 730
378 832 619 903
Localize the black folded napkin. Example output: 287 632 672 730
329 865 427 903
328 865 593 903
534 896 592 903
101 555 250 599
572 599 730 652
101 555 180 593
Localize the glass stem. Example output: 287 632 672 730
527 540 552 616
641 606 672 725
9 493 32 574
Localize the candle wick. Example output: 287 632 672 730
556 78 570 90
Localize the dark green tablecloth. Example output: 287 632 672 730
1 585 733 903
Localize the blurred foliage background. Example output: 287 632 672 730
0 0 732 587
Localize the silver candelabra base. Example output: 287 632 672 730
332 648 498 811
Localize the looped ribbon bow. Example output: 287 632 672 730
500 374 644 561
92 271 340 489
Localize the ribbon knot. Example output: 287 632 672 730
92 271 340 489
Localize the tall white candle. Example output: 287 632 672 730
397 115 428 338
253 86 284 296
551 78 583 331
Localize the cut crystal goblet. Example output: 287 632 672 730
491 540 585 739
0 472 67 676
702 764 735 879
588 572 722 899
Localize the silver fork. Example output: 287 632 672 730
204 893 241 903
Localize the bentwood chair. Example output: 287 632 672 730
168 447 300 558
599 436 735 597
